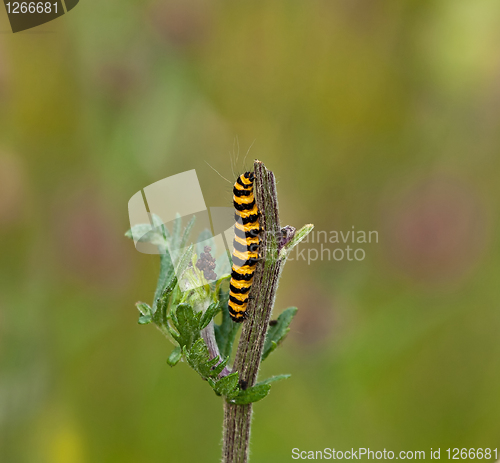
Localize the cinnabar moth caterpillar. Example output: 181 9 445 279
229 171 260 322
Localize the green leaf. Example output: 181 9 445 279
136 302 152 316
262 307 298 361
138 314 152 324
153 276 178 325
224 375 290 405
153 243 194 321
125 224 148 240
175 244 195 283
211 356 230 378
136 302 152 324
279 224 314 260
151 213 170 241
127 216 174 315
211 372 239 398
199 302 221 330
228 375 290 404
256 374 291 386
229 383 271 405
167 346 182 366
185 338 229 379
152 250 175 313
170 214 183 253
185 338 216 377
179 216 196 250
125 224 167 247
169 303 201 351
166 320 181 342
152 216 196 314
214 287 241 358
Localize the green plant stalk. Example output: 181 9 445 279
222 160 310 463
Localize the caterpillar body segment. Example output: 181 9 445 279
229 171 261 322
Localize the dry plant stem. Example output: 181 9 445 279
222 160 285 463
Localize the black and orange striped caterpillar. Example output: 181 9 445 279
228 172 260 323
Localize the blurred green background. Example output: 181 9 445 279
1 1 500 462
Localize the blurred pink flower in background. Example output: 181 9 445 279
53 187 131 291
288 279 336 351
148 0 214 49
383 175 488 286
96 63 143 105
0 42 10 102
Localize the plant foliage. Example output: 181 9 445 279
126 215 294 403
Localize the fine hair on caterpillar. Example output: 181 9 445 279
205 137 257 188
